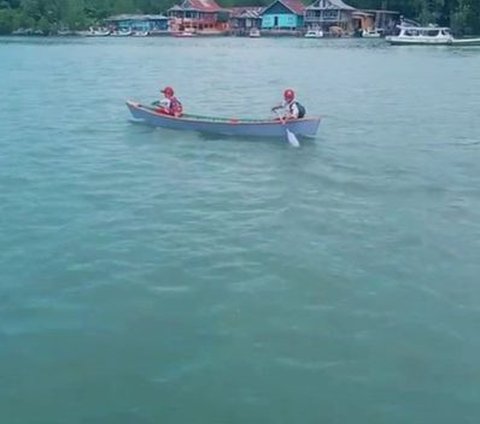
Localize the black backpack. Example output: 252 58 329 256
295 101 306 118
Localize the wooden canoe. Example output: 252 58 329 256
126 101 321 138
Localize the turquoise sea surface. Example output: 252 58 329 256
1 37 480 423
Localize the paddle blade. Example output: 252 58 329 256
286 129 300 148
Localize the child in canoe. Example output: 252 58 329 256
272 89 306 120
156 86 183 117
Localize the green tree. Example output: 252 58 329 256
0 9 15 34
0 0 478 35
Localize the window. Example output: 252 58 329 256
307 11 320 19
323 10 338 20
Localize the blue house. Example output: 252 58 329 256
105 15 170 34
261 0 305 31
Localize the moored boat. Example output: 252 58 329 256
111 29 133 36
386 25 480 46
126 101 321 138
132 31 149 37
83 27 111 37
362 28 382 38
172 30 197 37
12 28 33 36
386 26 452 45
249 28 261 38
304 29 324 38
57 28 75 36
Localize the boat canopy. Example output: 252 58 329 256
398 26 451 36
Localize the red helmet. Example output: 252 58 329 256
284 88 295 102
161 86 174 97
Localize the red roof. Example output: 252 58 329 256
280 0 305 14
263 0 305 15
180 0 221 12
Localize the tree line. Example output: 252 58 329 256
0 0 479 35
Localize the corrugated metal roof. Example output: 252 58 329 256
229 7 264 18
306 0 356 11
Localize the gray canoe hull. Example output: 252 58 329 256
126 101 321 138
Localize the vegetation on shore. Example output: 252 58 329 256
0 0 479 35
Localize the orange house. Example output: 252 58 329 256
168 0 230 35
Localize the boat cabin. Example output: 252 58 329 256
399 26 451 37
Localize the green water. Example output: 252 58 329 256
1 37 480 424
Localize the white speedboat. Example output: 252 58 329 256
304 29 324 38
249 28 261 38
111 29 132 37
132 31 149 37
387 25 480 46
362 28 382 38
57 28 74 36
172 28 197 37
84 27 111 37
386 26 453 45
173 31 196 37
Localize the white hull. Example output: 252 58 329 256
84 31 111 37
362 30 382 38
386 36 480 46
305 30 324 39
111 31 132 37
451 38 480 46
386 36 452 45
173 32 196 37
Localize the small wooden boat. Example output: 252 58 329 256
126 101 321 138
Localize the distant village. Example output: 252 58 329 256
16 0 402 38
